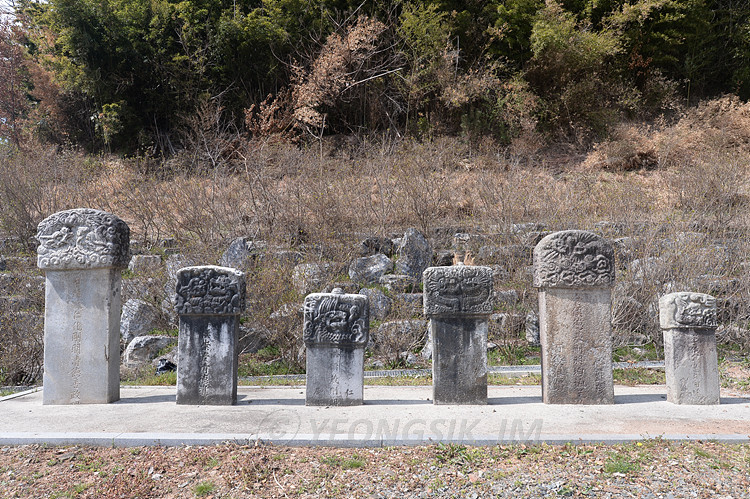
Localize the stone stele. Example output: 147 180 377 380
533 230 615 405
423 264 493 405
304 289 369 406
659 292 720 405
175 265 246 405
37 208 130 405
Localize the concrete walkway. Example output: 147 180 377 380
1 385 748 447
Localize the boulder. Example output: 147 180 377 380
394 228 432 280
124 335 177 366
358 287 392 321
525 311 540 347
359 236 395 257
219 237 267 269
349 253 392 284
292 263 330 295
120 298 160 347
378 274 417 293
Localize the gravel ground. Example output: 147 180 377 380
0 440 748 498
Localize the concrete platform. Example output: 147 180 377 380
1 385 748 447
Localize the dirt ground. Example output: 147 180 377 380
0 439 748 498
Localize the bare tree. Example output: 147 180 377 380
0 6 27 147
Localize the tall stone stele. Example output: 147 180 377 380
423 263 493 405
175 266 246 405
37 208 130 405
533 230 615 404
304 288 369 406
659 292 720 405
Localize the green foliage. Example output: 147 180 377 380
10 0 750 152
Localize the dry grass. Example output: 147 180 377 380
0 96 749 375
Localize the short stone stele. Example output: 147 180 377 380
175 266 246 405
423 264 493 405
659 292 720 405
304 288 369 406
533 230 615 404
37 208 130 404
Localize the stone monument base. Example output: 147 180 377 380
43 268 121 405
539 288 614 405
306 346 364 406
431 317 488 405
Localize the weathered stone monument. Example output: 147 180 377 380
304 288 369 406
423 263 493 405
533 230 615 404
659 292 720 405
175 266 246 405
37 208 130 404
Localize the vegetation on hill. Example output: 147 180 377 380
2 0 750 152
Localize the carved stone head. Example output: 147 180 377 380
175 266 246 316
37 208 130 270
533 230 614 288
659 292 717 329
423 264 493 317
303 289 369 347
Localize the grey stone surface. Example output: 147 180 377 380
659 292 720 405
525 311 540 346
292 263 330 295
219 237 265 269
349 254 392 284
358 288 392 321
395 228 432 280
175 266 246 405
304 289 369 406
538 288 614 404
41 269 122 404
128 254 162 274
533 230 614 288
305 346 365 406
358 236 395 257
120 299 160 347
424 264 493 405
378 274 416 293
36 209 130 270
534 230 615 405
37 209 129 405
123 335 176 366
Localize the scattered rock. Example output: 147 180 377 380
434 250 454 267
525 311 540 346
292 263 330 295
358 236 395 257
378 274 417 293
219 237 266 269
394 228 432 280
349 254 392 284
120 299 161 348
359 288 392 321
124 335 176 366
